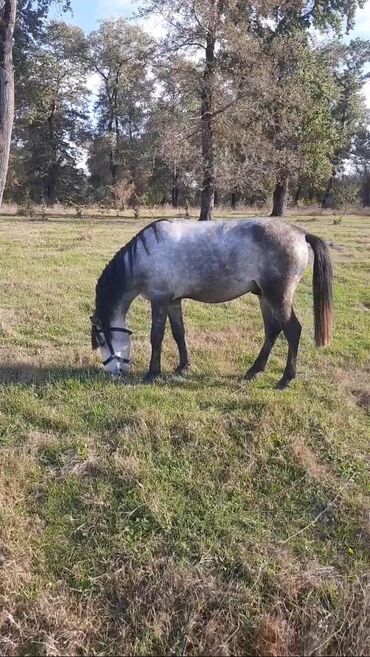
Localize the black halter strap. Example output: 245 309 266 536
97 327 133 367
97 327 133 336
102 354 130 367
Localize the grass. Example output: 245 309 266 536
0 212 369 656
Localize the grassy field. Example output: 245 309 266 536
0 212 369 656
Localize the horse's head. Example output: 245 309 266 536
90 315 132 377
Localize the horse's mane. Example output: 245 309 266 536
93 220 169 340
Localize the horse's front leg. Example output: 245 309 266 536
168 300 190 376
144 300 169 381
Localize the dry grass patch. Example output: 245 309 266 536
291 436 334 483
329 364 370 415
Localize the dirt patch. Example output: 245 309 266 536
26 430 59 455
68 458 102 478
255 613 296 656
291 436 333 482
329 364 370 415
352 389 370 413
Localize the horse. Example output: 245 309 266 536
91 218 333 389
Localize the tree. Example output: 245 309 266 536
353 126 370 206
142 0 367 218
0 0 17 206
321 39 370 208
88 19 153 206
267 37 339 215
1 0 73 206
197 2 223 220
12 21 89 205
149 53 200 207
141 0 232 220
237 0 368 215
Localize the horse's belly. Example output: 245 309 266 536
185 279 255 303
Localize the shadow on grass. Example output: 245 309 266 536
0 363 104 386
0 362 245 390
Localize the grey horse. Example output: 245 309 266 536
91 218 333 389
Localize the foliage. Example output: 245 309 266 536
3 0 370 210
353 126 370 205
87 18 154 206
9 21 90 204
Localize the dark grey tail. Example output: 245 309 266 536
305 234 333 347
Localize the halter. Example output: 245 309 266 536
96 326 133 367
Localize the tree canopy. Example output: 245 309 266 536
3 0 370 213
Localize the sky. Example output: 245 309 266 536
51 0 370 107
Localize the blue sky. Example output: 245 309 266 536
52 0 134 32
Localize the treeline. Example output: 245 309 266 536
5 0 370 217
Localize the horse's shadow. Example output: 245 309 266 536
0 362 242 390
0 363 103 386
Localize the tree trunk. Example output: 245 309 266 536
293 184 302 206
171 184 179 209
171 165 179 208
199 28 216 221
45 101 57 206
108 99 119 187
108 116 117 186
271 176 288 217
0 0 17 206
321 172 335 209
231 191 237 209
45 164 58 206
362 173 370 207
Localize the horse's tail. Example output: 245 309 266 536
305 233 333 347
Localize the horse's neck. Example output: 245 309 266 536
110 308 128 330
112 291 136 328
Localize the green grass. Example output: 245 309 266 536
0 213 369 656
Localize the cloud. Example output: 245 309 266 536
353 0 370 36
137 13 166 39
354 1 370 24
98 0 134 19
86 72 101 96
97 0 166 38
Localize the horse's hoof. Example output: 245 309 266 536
174 364 190 377
276 377 291 390
244 369 259 381
142 372 160 383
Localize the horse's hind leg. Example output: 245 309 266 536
276 308 302 390
245 296 281 380
168 300 190 375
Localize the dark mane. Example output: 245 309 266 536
93 220 169 334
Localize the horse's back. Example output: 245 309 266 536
160 217 303 243
160 218 307 266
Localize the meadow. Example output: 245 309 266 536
0 211 369 656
